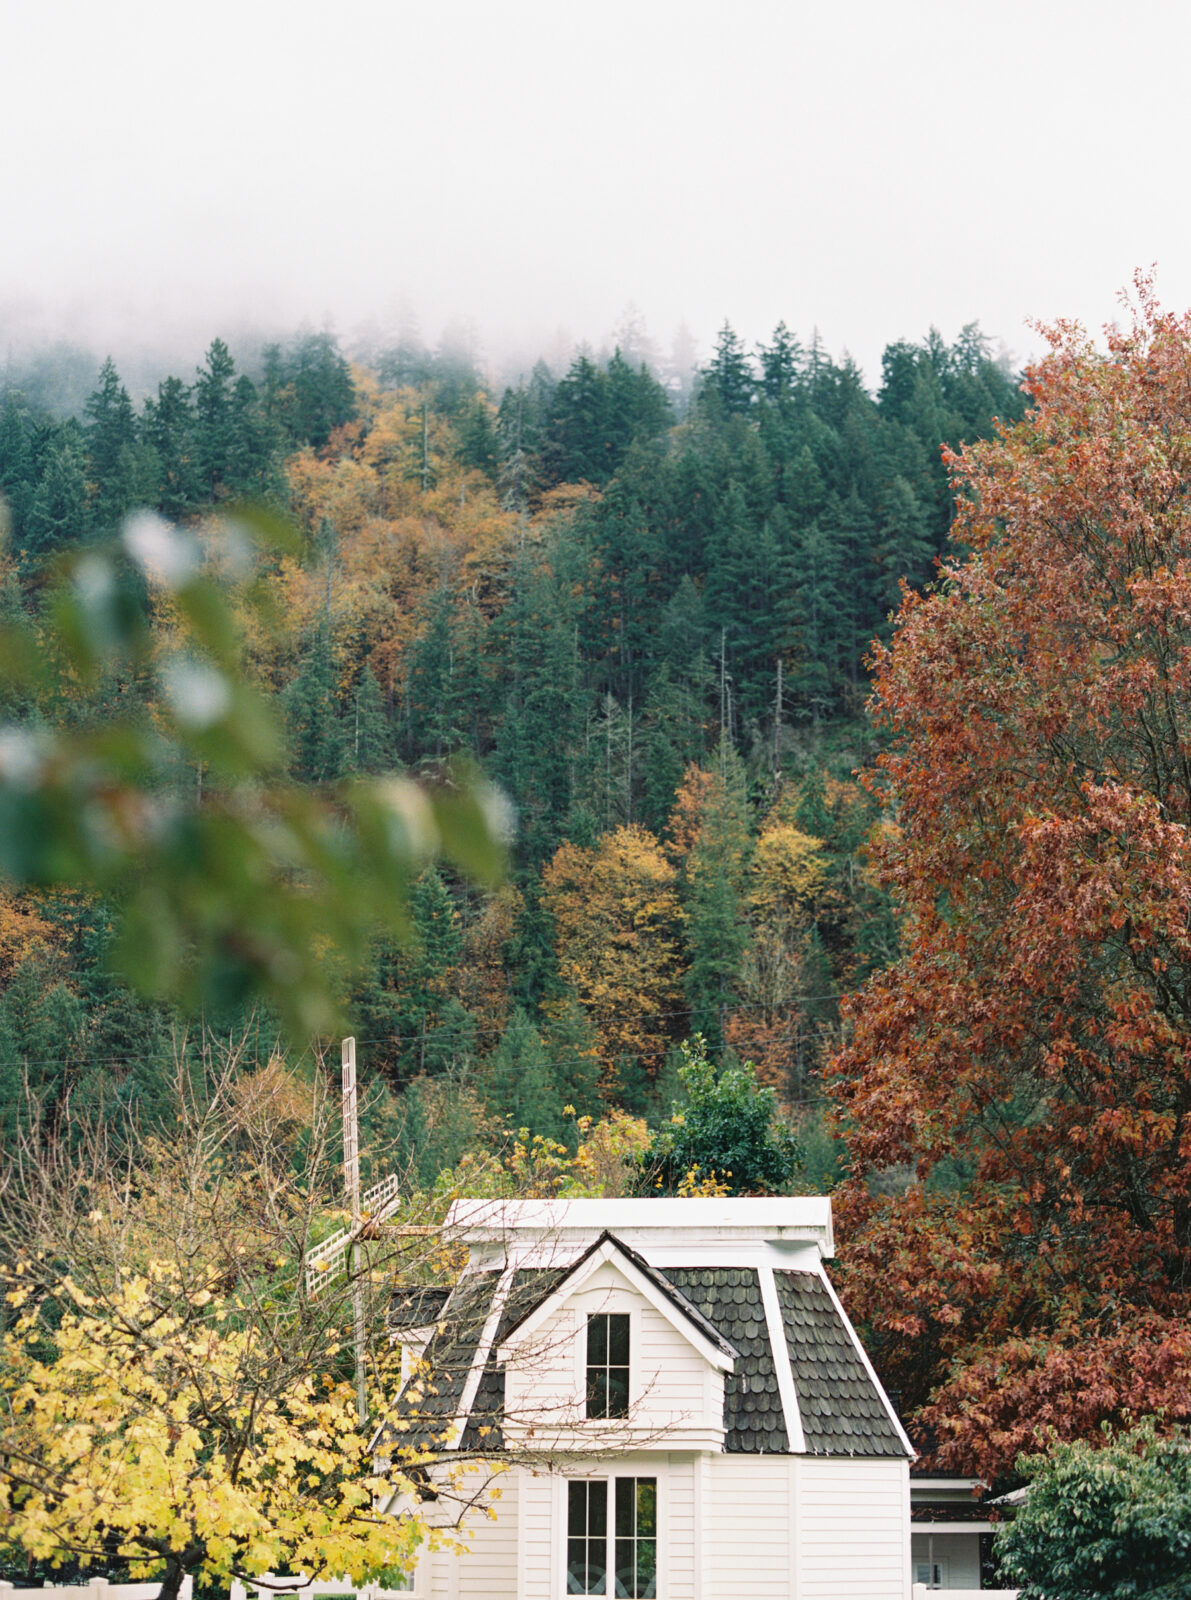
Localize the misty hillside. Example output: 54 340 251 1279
0 321 1024 1171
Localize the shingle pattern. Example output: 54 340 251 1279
383 1270 500 1453
773 1271 905 1458
460 1267 565 1453
660 1267 788 1453
388 1285 451 1331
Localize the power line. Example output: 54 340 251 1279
0 1000 846 1077
0 992 845 1081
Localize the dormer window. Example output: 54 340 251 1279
586 1312 630 1418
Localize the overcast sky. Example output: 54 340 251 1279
2 0 1188 387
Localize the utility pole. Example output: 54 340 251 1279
342 1037 367 1425
774 655 783 775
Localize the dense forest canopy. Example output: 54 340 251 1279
0 317 1024 1158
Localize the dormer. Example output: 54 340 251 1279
495 1231 738 1451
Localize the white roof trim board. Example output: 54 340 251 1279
496 1234 737 1373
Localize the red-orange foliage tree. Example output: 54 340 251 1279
829 278 1191 1479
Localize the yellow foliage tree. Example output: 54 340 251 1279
0 1048 457 1600
542 824 684 1087
1 1270 419 1600
748 824 828 924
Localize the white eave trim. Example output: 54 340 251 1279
912 1520 996 1534
496 1236 736 1372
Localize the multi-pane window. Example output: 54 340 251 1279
567 1478 657 1597
586 1312 630 1419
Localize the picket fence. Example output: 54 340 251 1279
0 1583 192 1600
230 1578 410 1600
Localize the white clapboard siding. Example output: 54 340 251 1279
796 1456 910 1600
661 1454 697 1600
517 1468 557 1600
704 1454 792 1599
456 1466 518 1598
503 1261 720 1440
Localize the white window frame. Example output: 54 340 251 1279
560 1471 661 1599
572 1296 640 1422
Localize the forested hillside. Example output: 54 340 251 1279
0 320 1023 1167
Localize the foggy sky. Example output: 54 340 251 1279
3 0 1189 386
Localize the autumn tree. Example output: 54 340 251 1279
0 1047 456 1600
541 824 684 1090
0 510 503 1039
829 278 1191 1477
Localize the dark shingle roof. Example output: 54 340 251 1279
389 1285 452 1330
496 1232 739 1363
382 1270 500 1453
460 1267 566 1452
774 1270 905 1458
661 1267 789 1453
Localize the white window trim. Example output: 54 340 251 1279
557 1469 663 1600
574 1299 640 1421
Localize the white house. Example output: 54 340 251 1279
910 1475 997 1590
377 1196 916 1599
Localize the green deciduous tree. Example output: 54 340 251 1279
643 1036 798 1195
995 1422 1191 1600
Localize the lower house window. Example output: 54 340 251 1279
567 1477 657 1597
915 1561 943 1589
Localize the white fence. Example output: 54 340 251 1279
231 1577 411 1600
0 1583 192 1600
913 1590 1018 1599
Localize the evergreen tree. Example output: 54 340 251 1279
141 376 199 518
0 396 36 544
481 1005 563 1138
542 998 603 1121
455 393 499 479
347 665 392 774
405 580 460 759
193 338 237 500
25 431 89 561
283 627 347 783
682 739 751 1045
83 358 137 531
698 323 754 420
283 331 356 449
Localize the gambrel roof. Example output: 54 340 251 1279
381 1221 909 1460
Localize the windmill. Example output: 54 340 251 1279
304 1038 403 1422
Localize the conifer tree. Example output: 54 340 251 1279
193 338 237 499
698 323 754 420
141 375 199 518
25 431 89 561
347 665 391 774
283 627 346 783
677 739 751 1046
481 1005 563 1138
